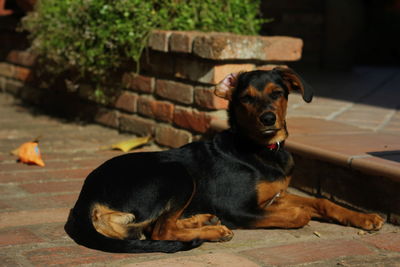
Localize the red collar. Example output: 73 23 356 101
266 141 283 151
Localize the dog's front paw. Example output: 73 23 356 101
214 225 234 242
358 213 385 231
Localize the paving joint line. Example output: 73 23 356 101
325 102 354 120
374 109 398 132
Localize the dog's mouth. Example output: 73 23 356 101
260 128 281 136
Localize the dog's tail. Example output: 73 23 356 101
64 209 203 253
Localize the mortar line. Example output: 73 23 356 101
374 109 397 132
325 102 354 120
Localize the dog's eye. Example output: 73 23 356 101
270 91 283 100
240 95 256 104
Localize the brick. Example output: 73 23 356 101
362 233 400 252
0 208 69 228
0 228 43 247
114 91 138 113
174 107 212 133
13 65 32 81
0 62 14 77
0 76 4 90
137 96 174 122
169 31 205 53
148 29 172 52
19 180 83 194
119 113 155 136
174 55 214 83
123 253 259 267
3 78 23 95
6 50 37 66
193 33 303 61
30 223 70 242
212 64 255 84
194 86 228 110
0 256 19 266
94 108 119 128
122 73 154 93
156 79 193 104
174 57 254 84
24 246 130 266
50 193 79 206
241 239 373 266
140 50 175 76
0 63 31 83
155 124 192 148
1 194 78 211
256 64 288 71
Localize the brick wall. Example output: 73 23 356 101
0 30 303 148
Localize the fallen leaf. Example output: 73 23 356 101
313 231 321 238
10 136 42 156
102 136 152 152
14 141 45 167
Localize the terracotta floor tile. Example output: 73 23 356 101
334 108 393 124
288 105 343 119
289 132 400 156
287 118 369 136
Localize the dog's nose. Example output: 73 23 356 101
260 112 276 126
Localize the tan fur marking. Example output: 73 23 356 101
246 85 260 97
263 82 279 94
177 214 220 229
256 177 290 208
91 203 149 240
149 182 233 242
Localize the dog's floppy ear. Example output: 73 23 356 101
273 67 313 103
214 72 239 101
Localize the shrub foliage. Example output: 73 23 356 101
22 0 266 83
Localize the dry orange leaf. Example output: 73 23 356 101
14 141 45 167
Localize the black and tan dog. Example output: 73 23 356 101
65 67 384 253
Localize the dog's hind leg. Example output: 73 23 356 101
91 203 149 240
177 214 221 229
150 179 233 242
151 212 233 242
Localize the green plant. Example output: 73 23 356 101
22 0 267 86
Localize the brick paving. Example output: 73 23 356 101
1 65 400 266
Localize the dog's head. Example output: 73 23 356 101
215 67 313 146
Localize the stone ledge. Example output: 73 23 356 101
193 34 303 61
148 30 303 61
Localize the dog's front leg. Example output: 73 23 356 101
253 193 384 230
295 194 385 230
